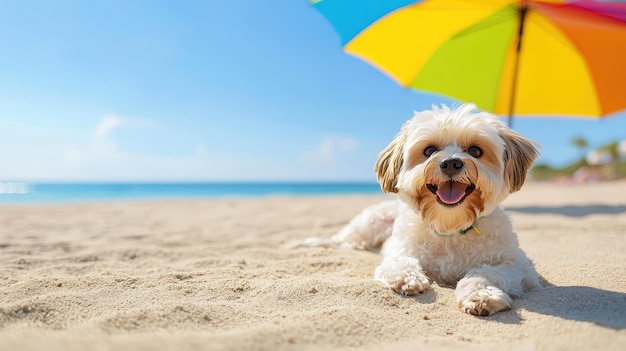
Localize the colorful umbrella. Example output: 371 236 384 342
312 0 626 125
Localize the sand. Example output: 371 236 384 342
0 181 625 350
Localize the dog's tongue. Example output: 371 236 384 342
436 181 467 205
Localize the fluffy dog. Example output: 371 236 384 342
298 103 541 316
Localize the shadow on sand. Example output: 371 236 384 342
395 282 625 328
511 284 626 329
505 204 626 217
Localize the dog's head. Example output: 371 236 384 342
375 104 540 234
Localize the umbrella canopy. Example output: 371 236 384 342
312 0 626 124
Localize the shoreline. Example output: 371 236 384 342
1 178 625 206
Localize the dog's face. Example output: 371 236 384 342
375 104 539 234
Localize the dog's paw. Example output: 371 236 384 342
375 260 431 296
457 286 512 316
390 270 431 296
375 256 431 296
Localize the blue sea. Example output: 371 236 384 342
0 182 383 204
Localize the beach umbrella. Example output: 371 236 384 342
312 0 626 126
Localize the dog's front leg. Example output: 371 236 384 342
456 252 540 316
456 260 533 316
455 275 511 316
374 255 431 295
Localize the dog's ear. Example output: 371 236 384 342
498 126 541 193
374 131 407 193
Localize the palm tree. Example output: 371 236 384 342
599 141 621 179
571 137 589 161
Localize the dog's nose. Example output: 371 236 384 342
440 158 464 177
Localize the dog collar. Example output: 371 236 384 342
432 219 482 237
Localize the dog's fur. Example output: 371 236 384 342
297 104 541 316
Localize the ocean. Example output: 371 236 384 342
0 182 383 204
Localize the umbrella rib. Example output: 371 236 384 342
449 5 518 40
507 3 528 127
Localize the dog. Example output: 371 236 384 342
296 103 541 316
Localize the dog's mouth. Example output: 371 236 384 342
427 180 475 207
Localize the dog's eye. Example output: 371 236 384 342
468 146 483 158
424 146 437 157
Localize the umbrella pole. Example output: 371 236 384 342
508 2 528 127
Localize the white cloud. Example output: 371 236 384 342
194 144 209 158
94 115 122 141
302 135 357 167
0 115 270 181
0 117 374 181
61 115 123 168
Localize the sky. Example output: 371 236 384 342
1 0 625 182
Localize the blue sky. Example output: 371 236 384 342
1 0 625 182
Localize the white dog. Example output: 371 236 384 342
297 104 541 316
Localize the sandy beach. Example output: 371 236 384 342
1 181 625 350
